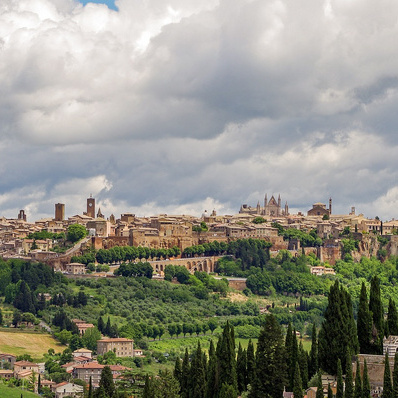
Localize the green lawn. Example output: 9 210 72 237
0 383 38 398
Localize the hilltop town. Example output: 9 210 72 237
1 193 397 270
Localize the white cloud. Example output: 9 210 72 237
2 0 398 220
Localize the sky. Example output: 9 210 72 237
1 0 398 222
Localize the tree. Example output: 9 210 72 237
67 224 88 243
250 314 287 398
336 359 344 398
246 339 255 387
98 366 115 398
298 341 309 389
384 352 393 398
143 374 154 398
181 349 190 398
206 340 218 398
357 282 373 354
189 342 206 398
82 327 101 352
316 372 323 398
328 384 333 398
309 323 318 379
363 359 371 398
354 359 362 398
293 363 303 398
388 298 398 336
216 322 237 396
153 370 181 398
345 351 354 398
237 343 247 393
369 276 384 354
318 281 358 374
174 357 182 387
393 353 398 398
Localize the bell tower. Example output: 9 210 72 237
87 195 95 218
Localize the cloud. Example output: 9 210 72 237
1 0 398 221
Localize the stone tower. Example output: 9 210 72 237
87 196 95 218
55 203 65 221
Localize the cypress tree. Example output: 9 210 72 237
236 343 247 393
174 356 182 387
309 323 318 379
316 372 324 398
393 352 398 398
249 314 287 398
345 351 354 398
190 342 206 398
354 359 362 398
328 383 333 398
219 383 237 398
357 282 373 354
337 359 344 398
285 322 293 369
206 340 218 398
143 374 153 398
298 341 309 389
369 276 384 354
97 317 104 334
363 359 371 398
216 322 237 396
384 352 393 398
246 339 255 387
289 329 299 390
388 298 398 336
104 317 111 337
293 362 303 398
181 348 190 398
319 281 358 374
99 366 115 398
88 376 93 398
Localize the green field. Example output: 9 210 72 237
0 383 38 398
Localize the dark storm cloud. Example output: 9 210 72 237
2 0 398 220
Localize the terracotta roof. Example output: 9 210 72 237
74 362 104 369
14 360 38 366
54 381 68 388
98 338 133 343
73 348 92 353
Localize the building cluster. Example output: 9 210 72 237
0 335 141 396
1 193 398 268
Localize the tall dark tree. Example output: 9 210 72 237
337 359 344 398
236 343 247 393
316 372 324 398
174 357 182 388
384 352 393 398
388 299 398 337
98 366 115 398
88 376 93 398
181 349 190 398
289 329 299 390
357 282 373 354
216 322 237 396
345 351 354 398
143 374 154 398
369 276 384 354
309 323 318 379
97 317 105 334
190 342 206 398
393 353 398 398
246 339 255 387
293 362 303 398
104 316 111 337
354 359 362 398
298 341 309 389
363 359 371 398
328 384 333 398
206 340 218 398
319 281 358 374
250 314 287 398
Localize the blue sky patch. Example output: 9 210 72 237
79 0 118 11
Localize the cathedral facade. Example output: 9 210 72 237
239 194 289 217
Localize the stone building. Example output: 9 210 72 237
97 338 134 357
239 193 289 217
307 199 332 217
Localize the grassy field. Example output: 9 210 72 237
0 383 38 398
0 330 65 361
